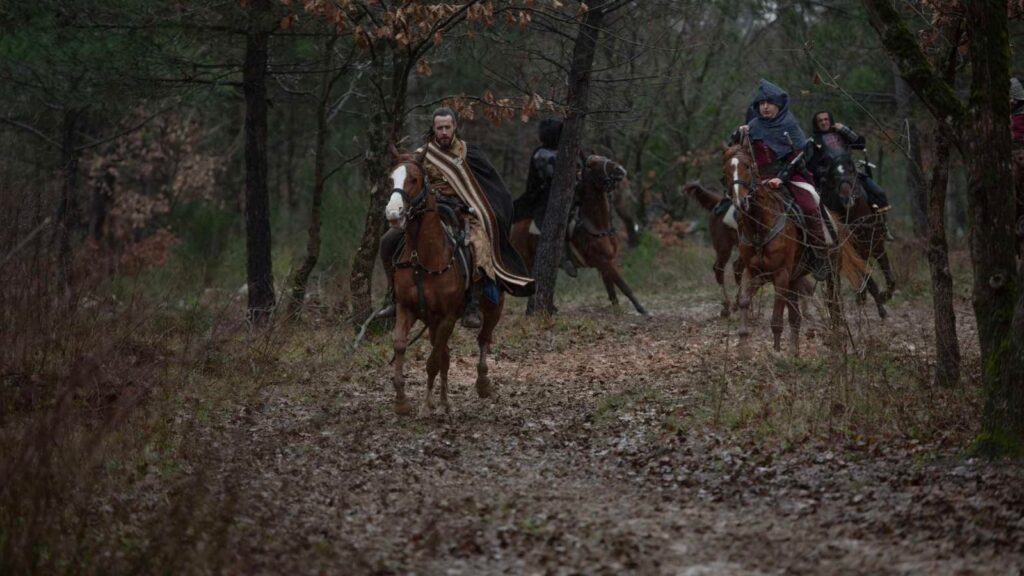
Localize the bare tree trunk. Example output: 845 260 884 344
55 107 82 296
925 25 962 388
527 4 607 314
964 0 1024 452
927 129 960 387
287 37 339 317
894 69 928 239
350 53 409 325
243 0 276 325
864 0 1023 451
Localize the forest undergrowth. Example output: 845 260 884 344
2 239 1020 574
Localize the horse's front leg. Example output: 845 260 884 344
862 276 888 319
737 265 756 339
714 253 729 317
877 250 896 302
598 259 649 317
602 274 620 309
392 306 416 416
420 323 439 417
430 315 457 417
475 293 504 399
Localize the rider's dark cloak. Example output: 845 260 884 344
464 144 536 297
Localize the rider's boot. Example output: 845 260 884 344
805 209 833 281
462 282 482 328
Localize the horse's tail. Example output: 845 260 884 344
831 211 869 290
685 181 723 212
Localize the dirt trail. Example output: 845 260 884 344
116 297 1023 575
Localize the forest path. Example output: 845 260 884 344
183 296 1023 575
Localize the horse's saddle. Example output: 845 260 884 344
711 198 732 218
713 198 739 231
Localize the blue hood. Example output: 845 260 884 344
746 79 806 157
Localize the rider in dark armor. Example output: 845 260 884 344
515 118 561 227
512 118 578 276
729 79 831 280
808 111 894 240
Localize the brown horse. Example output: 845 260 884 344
685 182 742 317
511 154 649 315
818 151 894 319
388 151 502 417
724 142 867 353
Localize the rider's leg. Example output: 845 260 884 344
860 174 890 210
790 183 831 281
462 279 482 328
860 174 895 240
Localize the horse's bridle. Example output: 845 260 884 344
830 155 861 209
728 143 790 250
582 154 625 191
576 155 626 238
728 145 760 212
393 163 455 276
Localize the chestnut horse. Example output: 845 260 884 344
817 151 894 319
511 154 649 315
685 182 742 317
724 141 867 353
388 151 502 417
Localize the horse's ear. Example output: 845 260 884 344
388 142 401 160
416 145 427 165
721 141 730 151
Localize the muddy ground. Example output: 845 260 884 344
87 286 1024 576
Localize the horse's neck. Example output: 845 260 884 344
739 190 784 234
406 197 449 267
579 187 610 228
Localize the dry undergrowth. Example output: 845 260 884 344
1 242 1019 574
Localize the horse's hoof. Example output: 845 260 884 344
877 306 888 320
475 376 492 399
720 306 731 318
394 398 415 416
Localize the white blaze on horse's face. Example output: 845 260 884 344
836 164 845 175
385 165 407 224
730 157 741 201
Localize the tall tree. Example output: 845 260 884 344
894 70 930 239
527 1 616 314
863 0 1022 451
242 0 277 325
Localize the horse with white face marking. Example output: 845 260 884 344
386 148 504 418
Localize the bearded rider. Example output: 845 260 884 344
808 110 894 240
729 79 831 280
379 107 535 328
